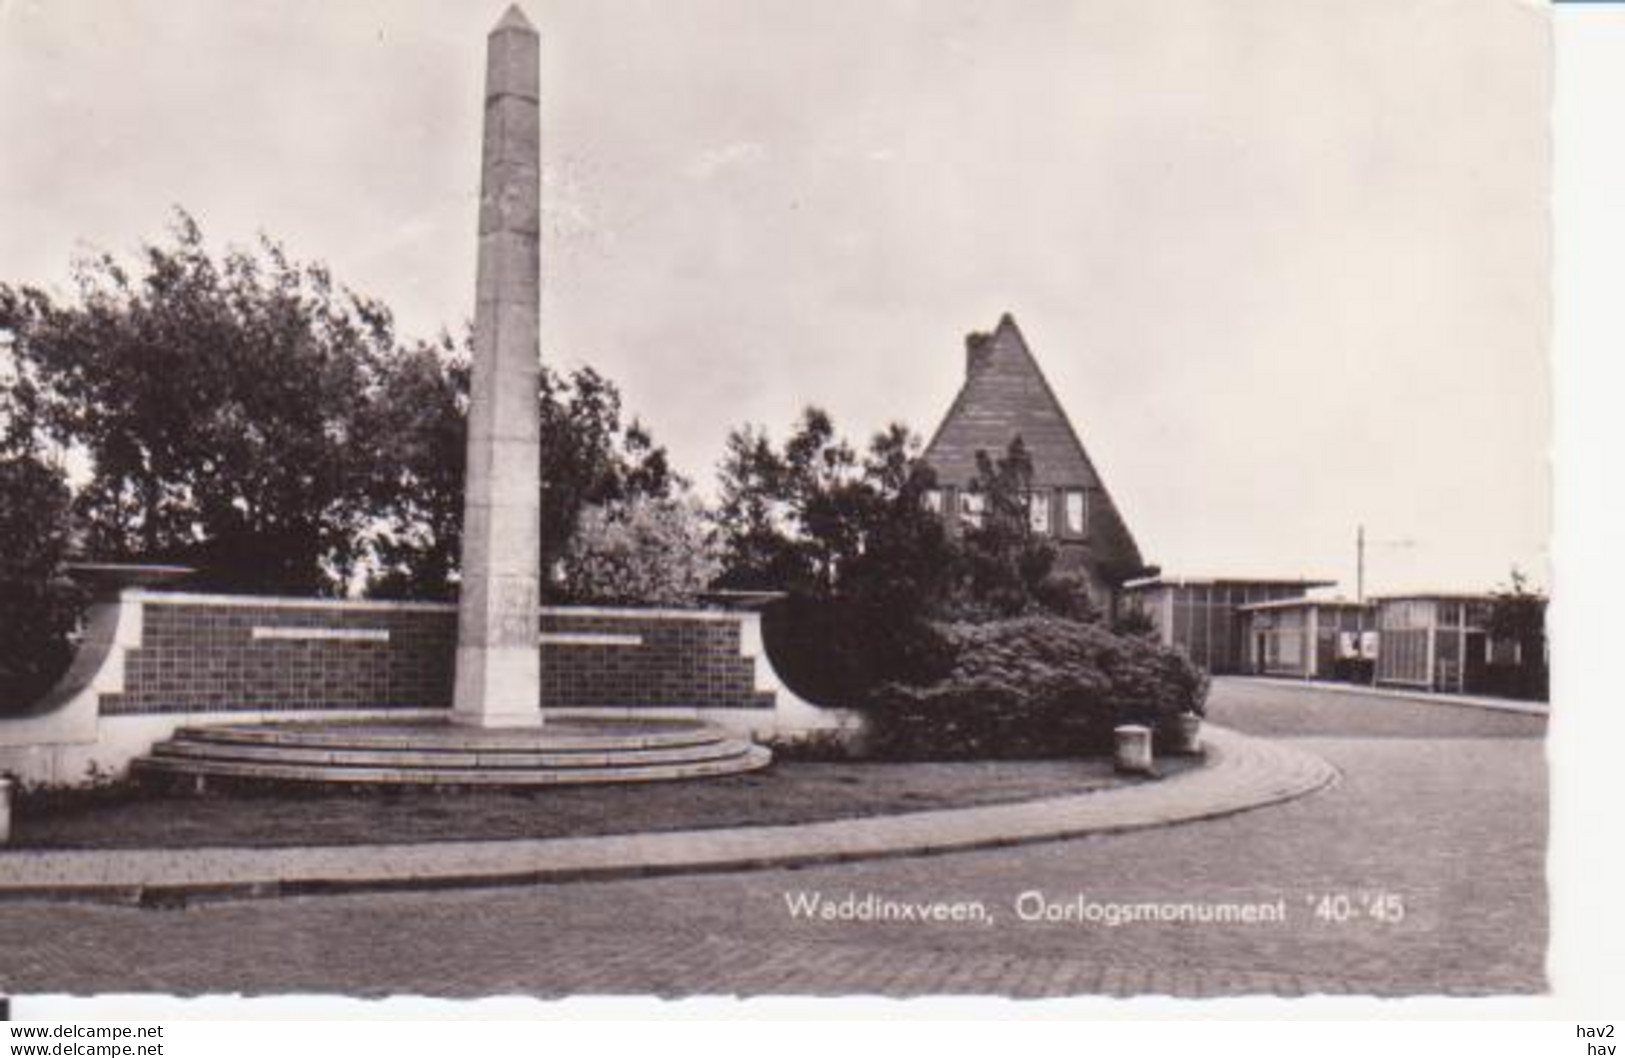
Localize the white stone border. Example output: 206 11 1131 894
251 627 391 643
539 632 643 647
127 589 754 623
130 590 455 613
541 605 744 623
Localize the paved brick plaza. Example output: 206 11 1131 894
0 680 1546 998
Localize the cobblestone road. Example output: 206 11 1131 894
0 680 1546 998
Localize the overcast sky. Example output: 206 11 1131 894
0 0 1550 597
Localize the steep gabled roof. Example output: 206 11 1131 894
920 313 1146 579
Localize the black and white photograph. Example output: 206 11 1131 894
0 0 1604 1023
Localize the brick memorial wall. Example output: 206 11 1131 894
98 595 774 717
538 611 774 712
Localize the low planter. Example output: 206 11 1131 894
1159 712 1205 757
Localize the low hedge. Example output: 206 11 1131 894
862 616 1208 760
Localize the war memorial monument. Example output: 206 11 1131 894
0 7 840 790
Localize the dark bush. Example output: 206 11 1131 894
1478 661 1549 702
0 454 84 716
1111 605 1158 638
761 591 950 708
862 616 1208 760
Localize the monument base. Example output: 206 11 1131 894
450 708 544 730
451 645 543 728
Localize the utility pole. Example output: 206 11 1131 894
1356 526 1417 604
1357 524 1365 604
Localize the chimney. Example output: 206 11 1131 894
965 330 993 379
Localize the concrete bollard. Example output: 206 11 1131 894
0 776 13 846
1163 712 1205 756
1114 725 1154 775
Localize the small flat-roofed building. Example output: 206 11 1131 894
1374 592 1546 696
1121 575 1335 674
1239 597 1376 681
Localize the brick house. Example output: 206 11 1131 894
918 313 1149 613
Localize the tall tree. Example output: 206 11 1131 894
558 493 720 606
950 437 1095 622
356 346 679 601
0 359 82 713
353 335 470 600
715 407 862 593
536 364 675 590
715 413 1091 622
712 411 1106 703
0 212 679 603
713 409 958 699
1487 567 1548 701
1 211 392 595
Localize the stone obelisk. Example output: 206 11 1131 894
453 5 543 728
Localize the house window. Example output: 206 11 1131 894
923 489 943 514
1063 490 1086 535
1028 491 1051 534
959 491 985 528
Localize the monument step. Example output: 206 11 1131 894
146 735 758 771
131 745 772 787
129 718 773 789
166 718 727 753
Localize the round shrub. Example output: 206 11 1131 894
862 616 1208 760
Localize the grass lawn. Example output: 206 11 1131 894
9 755 1199 851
